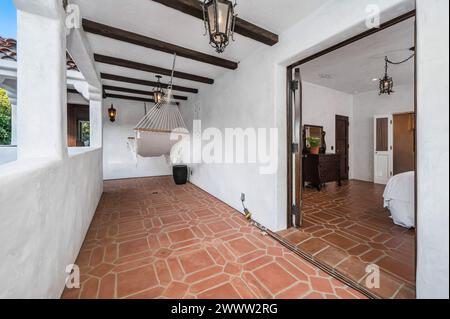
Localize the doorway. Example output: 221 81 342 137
283 11 417 299
393 112 415 175
335 115 349 180
67 104 90 147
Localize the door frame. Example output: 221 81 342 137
285 10 418 294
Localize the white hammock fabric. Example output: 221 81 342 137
135 103 187 134
132 102 189 158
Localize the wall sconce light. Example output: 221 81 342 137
108 104 117 122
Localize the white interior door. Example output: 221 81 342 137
374 115 393 185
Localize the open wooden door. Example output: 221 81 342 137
393 113 416 175
374 114 393 184
289 68 303 228
335 115 349 180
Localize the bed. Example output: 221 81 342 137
383 171 415 229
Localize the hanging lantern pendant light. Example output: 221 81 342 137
203 0 237 53
379 56 394 95
153 75 165 104
108 103 117 122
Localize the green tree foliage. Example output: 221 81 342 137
0 88 12 145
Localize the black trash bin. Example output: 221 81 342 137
172 165 188 185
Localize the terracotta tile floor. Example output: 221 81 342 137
278 180 416 299
62 177 365 299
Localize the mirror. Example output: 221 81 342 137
303 125 326 154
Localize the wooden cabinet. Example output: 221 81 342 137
303 154 342 191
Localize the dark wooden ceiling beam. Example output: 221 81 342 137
83 19 238 70
101 73 198 94
105 93 179 105
94 54 214 85
67 88 79 94
103 85 188 101
151 0 279 46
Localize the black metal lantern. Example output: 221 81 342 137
153 75 165 104
203 0 237 53
108 104 117 122
379 56 394 95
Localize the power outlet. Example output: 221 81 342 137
241 193 245 202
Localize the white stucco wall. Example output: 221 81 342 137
0 149 103 298
416 0 449 299
0 146 17 165
67 92 88 105
102 97 172 180
183 0 416 231
352 84 414 182
302 81 354 178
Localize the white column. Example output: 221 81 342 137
88 85 103 148
14 0 67 160
89 98 103 149
416 0 449 299
8 95 17 146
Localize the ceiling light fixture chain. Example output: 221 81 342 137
386 53 415 65
152 53 178 108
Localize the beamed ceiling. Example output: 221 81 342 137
72 0 328 103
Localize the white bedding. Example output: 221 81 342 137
383 171 415 229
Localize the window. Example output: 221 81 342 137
0 88 12 146
78 120 90 147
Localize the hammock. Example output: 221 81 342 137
130 52 190 159
132 102 189 158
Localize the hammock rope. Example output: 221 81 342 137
134 102 188 134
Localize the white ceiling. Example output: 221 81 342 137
72 0 328 101
300 17 415 94
234 0 329 34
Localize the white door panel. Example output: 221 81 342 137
375 153 389 183
374 115 393 185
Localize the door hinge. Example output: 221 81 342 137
291 80 299 91
292 143 299 153
292 205 300 216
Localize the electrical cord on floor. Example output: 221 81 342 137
240 195 252 221
240 194 271 237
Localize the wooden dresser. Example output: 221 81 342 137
303 154 341 191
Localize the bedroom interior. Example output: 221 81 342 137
280 15 417 298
